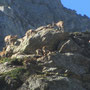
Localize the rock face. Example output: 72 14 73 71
0 0 90 49
18 76 85 90
0 0 90 89
0 0 63 37
58 38 82 53
50 53 90 75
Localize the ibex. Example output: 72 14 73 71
4 35 18 46
25 29 36 38
42 46 50 56
4 35 11 46
0 50 6 57
55 21 64 30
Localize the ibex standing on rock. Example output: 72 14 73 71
10 35 18 45
55 21 64 31
4 35 11 46
25 29 36 38
0 50 6 57
4 35 18 46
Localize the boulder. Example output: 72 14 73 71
18 75 85 90
58 38 82 53
48 52 90 75
13 29 69 54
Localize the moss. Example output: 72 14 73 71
0 67 31 84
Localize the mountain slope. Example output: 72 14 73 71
0 27 90 90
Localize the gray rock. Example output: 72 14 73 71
49 52 90 75
13 29 69 54
58 38 82 53
4 62 10 66
18 75 85 90
83 83 90 90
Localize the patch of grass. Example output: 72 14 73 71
0 57 11 63
2 67 27 79
0 66 31 82
0 57 23 66
0 67 31 89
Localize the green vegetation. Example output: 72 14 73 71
4 67 26 79
0 67 31 89
0 57 23 66
0 67 25 79
0 57 11 63
0 66 32 80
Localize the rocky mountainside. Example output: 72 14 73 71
0 0 90 89
0 26 90 90
0 0 90 49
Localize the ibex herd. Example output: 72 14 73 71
36 21 64 32
4 20 64 45
0 21 64 57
